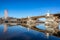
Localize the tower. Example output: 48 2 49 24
4 9 8 19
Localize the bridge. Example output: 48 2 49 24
0 9 60 38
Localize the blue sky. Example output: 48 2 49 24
0 0 60 18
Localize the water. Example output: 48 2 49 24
0 25 60 40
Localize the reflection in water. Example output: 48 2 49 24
36 24 46 30
0 25 60 40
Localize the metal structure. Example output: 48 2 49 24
0 9 60 38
